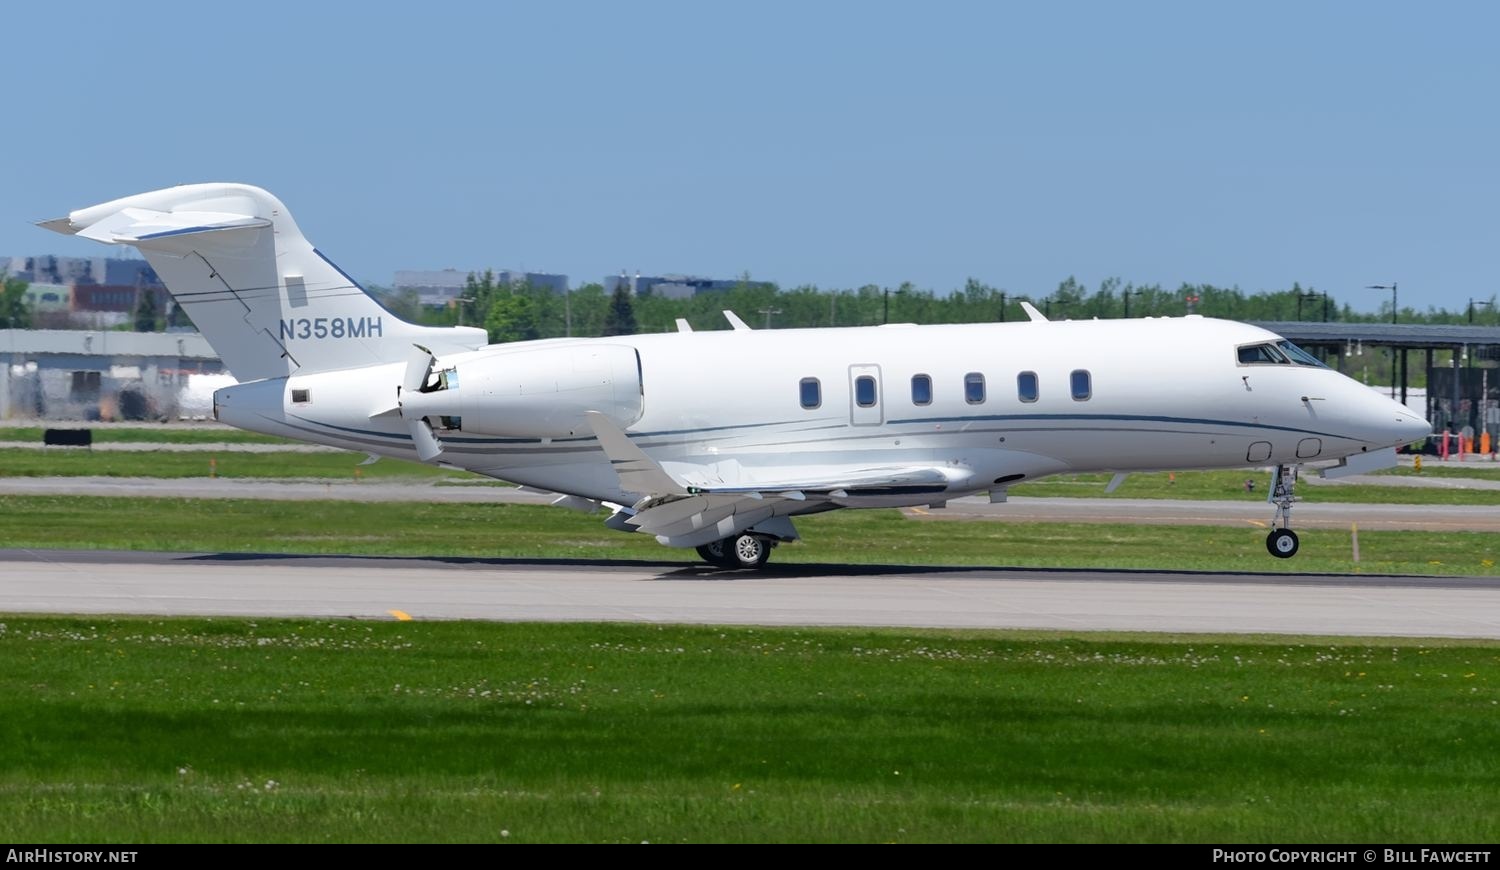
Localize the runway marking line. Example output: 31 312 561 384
387 609 412 621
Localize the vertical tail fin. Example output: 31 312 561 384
42 183 487 381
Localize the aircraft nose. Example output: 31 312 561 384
1396 411 1432 444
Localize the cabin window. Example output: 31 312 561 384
855 375 877 408
799 377 821 409
1017 371 1039 403
291 388 311 404
1070 369 1091 401
911 374 932 406
964 372 986 404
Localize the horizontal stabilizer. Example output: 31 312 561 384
54 207 272 245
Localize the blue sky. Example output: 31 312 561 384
4 2 1495 314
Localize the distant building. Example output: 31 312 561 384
395 268 569 307
5 255 160 288
21 282 71 312
393 269 469 307
67 285 172 329
604 273 774 299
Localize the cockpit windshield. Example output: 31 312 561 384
1236 340 1328 368
1276 340 1327 367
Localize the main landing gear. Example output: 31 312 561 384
1265 464 1300 559
696 534 774 569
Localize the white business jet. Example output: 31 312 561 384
43 184 1430 568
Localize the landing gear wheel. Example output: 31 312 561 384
1264 464 1302 559
1267 528 1299 559
696 540 733 567
726 534 772 569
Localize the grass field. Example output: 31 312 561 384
0 426 290 445
0 616 1494 843
2 494 1496 575
1011 470 1500 505
5 446 1499 504
1376 464 1500 482
0 448 471 480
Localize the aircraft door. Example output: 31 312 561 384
848 364 883 426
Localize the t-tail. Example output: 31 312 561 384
41 183 487 381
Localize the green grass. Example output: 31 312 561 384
1375 465 1500 482
2 495 1496 576
6 449 1499 503
0 426 292 445
1012 469 1500 505
0 448 474 480
0 616 1494 842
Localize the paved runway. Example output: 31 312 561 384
3 549 1498 639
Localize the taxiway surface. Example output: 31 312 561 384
3 549 1497 639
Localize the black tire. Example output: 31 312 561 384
1267 528 1299 559
696 541 732 567
726 534 772 569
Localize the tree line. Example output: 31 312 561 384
372 273 1499 342
1 271 1494 342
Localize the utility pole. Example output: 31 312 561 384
758 307 782 329
1368 283 1399 399
1367 283 1398 324
1297 291 1327 322
1468 298 1493 324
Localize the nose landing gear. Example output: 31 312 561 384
1265 464 1300 558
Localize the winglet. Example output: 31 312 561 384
722 310 752 331
1020 301 1048 322
585 411 688 496
36 217 77 236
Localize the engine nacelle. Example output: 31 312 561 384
400 343 643 438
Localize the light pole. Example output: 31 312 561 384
1367 283 1400 399
1123 289 1137 319
758 307 783 329
1367 283 1398 324
454 295 476 327
1297 291 1328 322
1468 298 1493 324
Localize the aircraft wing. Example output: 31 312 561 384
585 412 953 547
